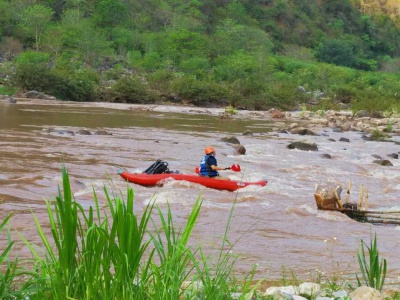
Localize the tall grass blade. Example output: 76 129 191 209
147 197 203 300
356 232 387 292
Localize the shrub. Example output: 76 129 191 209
331 86 355 104
178 56 210 79
0 86 17 95
101 64 125 80
12 51 53 92
170 75 231 106
127 51 165 71
350 90 394 114
279 44 316 62
102 76 157 103
213 51 257 82
49 68 99 101
147 69 175 93
315 39 357 68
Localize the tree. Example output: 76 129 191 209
13 51 52 90
41 26 63 56
0 36 23 60
21 4 54 51
0 0 11 36
76 20 114 66
213 50 257 81
59 11 113 66
315 39 357 68
92 0 128 28
211 19 272 56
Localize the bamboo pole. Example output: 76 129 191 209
345 180 352 203
334 189 343 209
366 215 400 221
367 219 400 225
358 184 363 209
318 207 400 214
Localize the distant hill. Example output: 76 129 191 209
359 0 400 19
2 0 400 111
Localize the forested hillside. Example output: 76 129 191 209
1 0 400 112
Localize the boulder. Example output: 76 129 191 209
362 134 372 141
349 286 383 300
287 140 318 151
24 90 47 99
355 110 370 117
332 290 348 298
373 159 393 166
76 129 92 135
8 96 16 103
53 129 75 136
371 111 384 118
299 282 320 297
242 130 253 136
296 86 307 93
277 130 289 134
271 109 284 119
265 286 298 296
220 136 240 144
232 144 246 155
94 130 112 135
290 128 318 136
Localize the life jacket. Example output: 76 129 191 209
199 155 218 177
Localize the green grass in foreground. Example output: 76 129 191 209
356 233 387 292
0 167 257 299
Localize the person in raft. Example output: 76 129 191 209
199 147 231 178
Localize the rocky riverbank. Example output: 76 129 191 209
6 94 400 146
5 95 400 136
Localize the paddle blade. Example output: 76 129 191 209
195 167 200 174
231 164 241 172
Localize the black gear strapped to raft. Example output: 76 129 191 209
143 160 170 174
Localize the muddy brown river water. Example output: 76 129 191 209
1 99 400 285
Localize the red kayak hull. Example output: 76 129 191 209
118 171 267 192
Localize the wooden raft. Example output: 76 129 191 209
314 181 400 225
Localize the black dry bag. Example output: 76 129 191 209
143 160 170 174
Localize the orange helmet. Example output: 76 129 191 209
205 147 215 155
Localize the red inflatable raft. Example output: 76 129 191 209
118 170 267 192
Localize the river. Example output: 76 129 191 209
1 99 400 286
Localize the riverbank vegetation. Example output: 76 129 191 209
1 0 400 113
0 167 398 299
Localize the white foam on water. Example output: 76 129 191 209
316 210 352 222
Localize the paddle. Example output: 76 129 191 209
195 164 241 174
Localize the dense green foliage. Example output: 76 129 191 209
0 0 400 111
